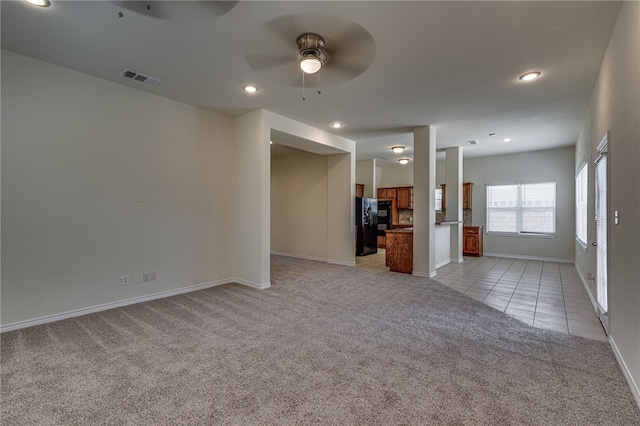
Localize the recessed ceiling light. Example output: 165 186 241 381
519 71 541 81
24 0 50 6
243 85 258 93
391 146 405 154
502 138 512 142
330 122 344 129
398 158 410 165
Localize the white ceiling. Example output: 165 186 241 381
1 1 621 165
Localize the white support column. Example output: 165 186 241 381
445 146 464 263
233 110 271 289
413 126 437 277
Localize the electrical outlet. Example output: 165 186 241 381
143 272 150 283
133 273 142 284
118 275 129 286
150 272 157 281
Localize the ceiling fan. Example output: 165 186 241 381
245 14 376 88
111 1 238 21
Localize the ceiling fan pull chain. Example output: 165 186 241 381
302 71 306 101
147 1 150 11
118 0 124 17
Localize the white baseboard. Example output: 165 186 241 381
575 265 640 409
609 336 640 409
271 251 356 267
0 279 235 333
234 278 271 290
271 251 327 263
484 252 574 263
413 271 437 278
575 265 599 312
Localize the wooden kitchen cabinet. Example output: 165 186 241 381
377 188 397 200
355 184 364 198
439 182 473 210
463 226 483 256
396 187 413 209
463 182 473 209
377 235 386 249
385 229 413 274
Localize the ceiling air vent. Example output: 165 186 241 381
466 140 478 145
120 68 161 87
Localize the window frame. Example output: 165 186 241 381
486 181 557 237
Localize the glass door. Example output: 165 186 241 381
594 134 609 333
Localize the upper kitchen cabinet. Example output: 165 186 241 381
463 182 473 209
377 188 397 200
396 187 413 209
438 182 473 210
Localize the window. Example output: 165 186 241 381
575 164 588 247
486 182 556 235
435 187 443 211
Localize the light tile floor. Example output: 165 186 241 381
356 250 607 341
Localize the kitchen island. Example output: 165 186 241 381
385 222 461 274
385 228 413 274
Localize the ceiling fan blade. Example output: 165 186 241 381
245 53 296 72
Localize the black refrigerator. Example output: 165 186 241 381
355 197 378 256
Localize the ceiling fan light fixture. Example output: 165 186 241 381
297 33 327 74
299 55 323 74
391 146 405 154
398 158 410 165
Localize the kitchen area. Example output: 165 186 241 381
355 181 483 274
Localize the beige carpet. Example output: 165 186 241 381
2 255 639 425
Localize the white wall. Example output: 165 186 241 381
1 50 235 326
462 146 576 262
378 164 414 188
271 152 328 260
574 1 640 403
356 159 376 198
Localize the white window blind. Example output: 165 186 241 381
595 154 608 313
576 164 588 247
486 182 556 235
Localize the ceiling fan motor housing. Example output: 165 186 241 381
297 33 324 54
297 33 327 64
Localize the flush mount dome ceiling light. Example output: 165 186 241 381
391 146 405 154
24 0 50 6
519 71 541 81
243 85 258 93
330 122 344 129
297 33 328 74
398 158 410 165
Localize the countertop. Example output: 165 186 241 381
385 228 413 233
435 220 462 225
